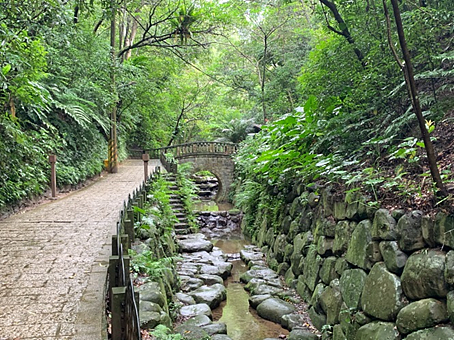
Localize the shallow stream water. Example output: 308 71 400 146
207 231 289 340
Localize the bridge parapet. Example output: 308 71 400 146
159 141 237 158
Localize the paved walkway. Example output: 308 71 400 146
0 159 160 340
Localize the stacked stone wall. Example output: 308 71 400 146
249 186 454 339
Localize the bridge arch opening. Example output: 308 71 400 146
192 170 219 201
190 165 225 202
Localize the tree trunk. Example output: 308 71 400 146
319 0 365 66
388 0 446 196
261 34 268 123
108 0 118 173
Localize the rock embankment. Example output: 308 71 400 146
249 185 454 339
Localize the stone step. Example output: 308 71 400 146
175 228 191 235
171 203 184 209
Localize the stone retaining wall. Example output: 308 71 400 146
248 186 454 339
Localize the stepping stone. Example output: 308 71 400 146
189 283 227 309
177 234 213 252
256 297 296 325
180 303 212 319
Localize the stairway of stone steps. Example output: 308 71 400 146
164 174 192 235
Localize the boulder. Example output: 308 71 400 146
321 187 335 217
310 283 326 311
317 236 334 256
202 322 228 335
293 232 314 266
332 324 346 340
346 219 373 270
366 241 383 264
314 215 336 238
433 212 454 248
177 234 213 253
308 192 319 208
197 274 224 286
356 322 400 340
405 326 454 340
211 335 232 340
179 303 212 319
396 211 425 252
421 216 436 247
296 277 312 302
361 263 406 321
334 201 347 220
288 328 319 340
175 292 196 305
379 241 407 275
308 306 327 331
290 197 303 218
180 277 204 292
448 291 454 324
277 262 290 276
139 301 164 329
319 279 343 325
396 298 448 334
445 250 454 285
282 314 310 331
240 267 278 284
249 294 272 309
282 216 293 234
401 250 448 299
137 281 166 307
335 257 349 276
333 221 356 255
175 323 210 340
250 283 285 296
189 284 226 309
200 263 231 279
303 247 323 291
339 309 360 339
273 234 288 262
256 297 296 325
339 268 367 309
372 209 397 240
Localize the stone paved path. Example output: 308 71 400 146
0 159 160 340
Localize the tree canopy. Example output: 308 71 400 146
0 0 453 211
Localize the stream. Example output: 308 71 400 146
195 200 289 340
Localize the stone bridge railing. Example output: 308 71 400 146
157 141 238 159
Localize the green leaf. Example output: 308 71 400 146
2 64 11 76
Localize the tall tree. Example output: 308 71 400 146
383 0 446 196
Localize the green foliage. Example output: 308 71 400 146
130 250 178 281
176 162 199 230
150 325 183 340
148 175 179 234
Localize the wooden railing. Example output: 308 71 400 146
108 167 160 340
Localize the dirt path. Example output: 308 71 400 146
0 159 160 340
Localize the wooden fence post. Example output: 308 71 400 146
111 286 126 340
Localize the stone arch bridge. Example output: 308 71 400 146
152 142 237 202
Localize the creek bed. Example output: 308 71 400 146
209 233 290 339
